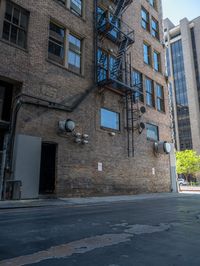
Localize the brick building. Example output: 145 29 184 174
0 0 172 199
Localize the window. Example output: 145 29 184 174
97 49 117 81
48 22 65 64
68 34 82 74
146 123 159 141
153 50 161 72
100 108 120 131
132 70 144 102
48 21 82 74
145 77 154 107
149 0 157 9
70 0 82 16
2 1 29 49
97 49 108 81
143 43 151 65
56 0 83 17
141 7 150 31
151 17 159 40
156 84 165 112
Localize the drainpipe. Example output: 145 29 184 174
1 86 96 200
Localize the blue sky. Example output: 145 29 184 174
162 0 200 25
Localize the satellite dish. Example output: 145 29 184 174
140 106 146 114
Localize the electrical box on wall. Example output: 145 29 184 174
153 141 171 155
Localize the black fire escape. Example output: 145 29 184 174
95 0 144 157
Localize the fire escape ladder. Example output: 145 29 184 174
125 91 134 157
112 0 133 20
111 37 129 79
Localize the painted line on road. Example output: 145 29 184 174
0 222 179 266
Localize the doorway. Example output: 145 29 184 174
39 143 57 194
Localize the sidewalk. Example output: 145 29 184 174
0 192 193 210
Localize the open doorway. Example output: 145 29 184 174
39 143 57 194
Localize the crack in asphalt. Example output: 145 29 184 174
0 222 179 266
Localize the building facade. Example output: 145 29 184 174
164 17 200 153
0 0 172 199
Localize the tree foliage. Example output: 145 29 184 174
176 150 200 180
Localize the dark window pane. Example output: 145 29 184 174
2 21 10 40
13 7 20 25
18 29 26 48
20 12 28 29
5 2 12 21
50 22 65 38
48 39 64 58
146 123 158 141
10 26 18 44
101 108 120 130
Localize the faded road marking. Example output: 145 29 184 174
0 223 179 266
0 234 131 266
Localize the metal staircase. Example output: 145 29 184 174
95 0 144 157
112 0 133 22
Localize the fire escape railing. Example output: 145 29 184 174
96 0 135 92
95 0 145 157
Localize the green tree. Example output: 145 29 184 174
176 150 200 181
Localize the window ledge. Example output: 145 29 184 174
100 126 121 134
144 62 152 68
154 69 163 76
157 109 166 114
0 38 28 53
46 58 85 78
146 104 156 110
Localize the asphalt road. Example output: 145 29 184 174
1 194 200 266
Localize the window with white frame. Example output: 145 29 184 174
68 34 82 74
48 21 65 64
48 21 82 74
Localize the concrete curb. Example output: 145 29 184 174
0 192 196 210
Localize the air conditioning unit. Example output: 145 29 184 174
153 141 171 155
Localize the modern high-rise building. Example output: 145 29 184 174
0 0 172 199
164 17 200 152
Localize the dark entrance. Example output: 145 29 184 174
39 143 56 194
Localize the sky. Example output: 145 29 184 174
162 0 200 26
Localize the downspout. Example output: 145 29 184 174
2 85 96 199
